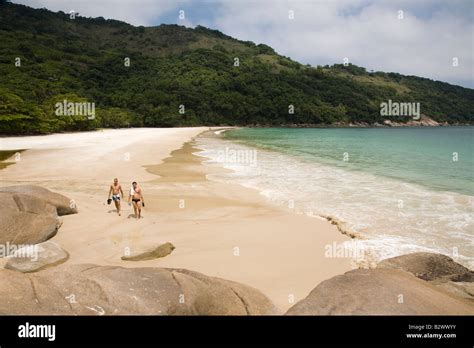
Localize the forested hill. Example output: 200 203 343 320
0 1 473 134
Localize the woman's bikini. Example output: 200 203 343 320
132 186 141 203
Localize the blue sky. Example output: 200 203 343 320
12 0 474 88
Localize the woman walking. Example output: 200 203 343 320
128 181 145 219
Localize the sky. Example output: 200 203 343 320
12 0 474 88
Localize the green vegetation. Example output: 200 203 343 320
0 2 473 134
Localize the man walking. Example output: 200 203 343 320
108 178 124 216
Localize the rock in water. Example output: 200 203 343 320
285 268 474 315
5 241 69 273
377 252 473 281
0 264 279 315
0 185 78 215
121 242 175 261
0 192 61 248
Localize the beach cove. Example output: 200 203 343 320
0 127 352 312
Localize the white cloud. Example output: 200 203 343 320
13 0 187 25
211 0 473 87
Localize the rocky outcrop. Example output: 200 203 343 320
285 268 474 315
0 192 61 248
434 281 474 302
0 186 77 252
286 252 474 315
377 252 473 282
121 242 175 261
0 264 279 315
5 241 69 273
0 185 78 215
377 252 474 301
382 115 445 127
285 115 451 128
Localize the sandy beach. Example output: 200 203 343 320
0 127 351 312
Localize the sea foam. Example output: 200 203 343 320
196 135 474 269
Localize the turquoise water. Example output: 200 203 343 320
224 127 474 196
197 127 474 268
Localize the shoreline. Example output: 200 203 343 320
194 129 365 240
248 123 473 128
1 123 473 140
198 127 474 269
0 127 352 312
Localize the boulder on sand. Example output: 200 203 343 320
0 185 78 215
377 252 474 301
0 264 279 315
377 252 473 282
0 192 61 248
5 241 69 273
0 186 77 252
434 281 474 302
121 242 175 261
285 268 474 315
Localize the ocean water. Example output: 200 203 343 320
196 127 474 268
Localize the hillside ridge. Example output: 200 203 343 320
0 1 472 134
